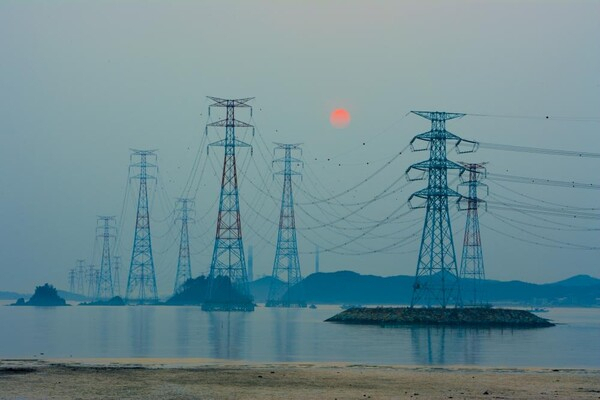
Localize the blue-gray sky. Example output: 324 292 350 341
0 1 599 294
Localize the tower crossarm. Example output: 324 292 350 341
207 96 254 108
411 129 463 144
411 110 466 121
407 159 464 173
208 138 252 149
207 119 254 129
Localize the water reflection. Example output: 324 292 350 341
96 308 111 354
0 303 597 367
409 327 483 365
129 306 155 357
208 312 247 359
272 308 300 361
175 307 192 357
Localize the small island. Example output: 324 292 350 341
326 307 554 328
79 296 125 306
11 283 69 307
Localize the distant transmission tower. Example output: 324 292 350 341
203 97 254 311
113 256 122 297
76 259 86 295
458 162 488 306
126 149 159 304
173 198 194 294
267 143 306 308
96 216 116 300
68 268 76 293
87 265 98 299
406 111 470 308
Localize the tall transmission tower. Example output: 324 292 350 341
68 268 76 293
113 256 122 297
267 143 306 308
173 198 194 294
76 259 86 295
87 265 98 299
203 97 254 311
96 216 116 300
126 149 159 304
458 162 488 306
406 111 469 308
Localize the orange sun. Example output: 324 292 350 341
330 108 351 128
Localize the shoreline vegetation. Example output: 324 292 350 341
0 359 598 399
326 307 555 327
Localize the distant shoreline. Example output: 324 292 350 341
1 359 598 399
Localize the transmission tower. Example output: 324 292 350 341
203 97 254 311
406 111 469 308
76 259 86 295
126 149 159 304
96 216 116 300
458 163 488 306
267 143 306 308
87 265 98 299
173 198 194 294
68 268 76 293
113 256 122 297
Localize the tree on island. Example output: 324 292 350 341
12 283 68 306
166 275 253 306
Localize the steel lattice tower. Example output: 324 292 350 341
126 150 159 304
68 268 76 293
458 163 488 306
406 111 467 308
96 216 116 300
203 97 254 311
266 143 306 308
173 198 194 294
87 265 98 299
76 259 86 295
113 256 122 297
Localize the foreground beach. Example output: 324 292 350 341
0 359 598 399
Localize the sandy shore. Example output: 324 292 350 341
0 358 599 399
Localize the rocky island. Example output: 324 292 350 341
10 283 68 307
326 307 554 328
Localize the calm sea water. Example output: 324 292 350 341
1 303 598 367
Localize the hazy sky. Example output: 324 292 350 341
1 1 599 294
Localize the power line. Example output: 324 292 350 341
473 141 600 158
488 172 600 190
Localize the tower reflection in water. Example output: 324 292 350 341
129 306 155 357
208 312 248 360
410 326 483 365
175 306 193 358
273 308 300 362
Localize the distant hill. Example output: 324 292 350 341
549 274 600 287
292 271 414 305
0 291 28 300
57 290 88 302
249 276 283 303
294 271 600 306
